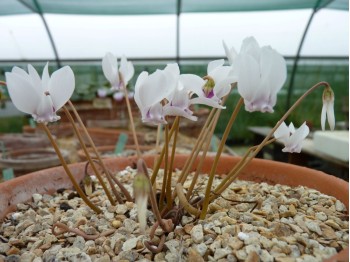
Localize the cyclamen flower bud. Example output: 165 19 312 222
321 86 335 131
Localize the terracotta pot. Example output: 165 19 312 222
0 155 347 261
77 145 154 161
0 148 69 176
78 127 145 147
22 122 75 137
0 133 50 151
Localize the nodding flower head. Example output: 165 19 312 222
321 86 335 131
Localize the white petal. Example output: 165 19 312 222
214 77 235 99
119 56 134 84
102 52 119 87
27 64 42 91
288 122 296 133
190 97 224 109
134 71 149 110
163 105 197 121
260 46 287 95
321 104 327 131
236 54 260 101
165 63 180 77
113 91 124 101
41 63 50 91
241 37 260 61
223 40 237 65
207 59 225 75
48 66 75 111
179 74 205 94
5 71 40 115
327 101 335 131
274 122 289 140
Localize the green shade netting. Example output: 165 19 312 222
1 0 348 16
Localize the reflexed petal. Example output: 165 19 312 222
321 104 327 131
102 52 119 87
241 37 260 61
190 97 224 109
274 122 289 141
223 40 237 65
209 65 231 83
214 77 235 99
260 46 287 94
207 59 225 75
288 122 296 133
163 105 197 121
327 101 335 130
119 56 134 84
165 63 180 77
27 64 42 91
12 66 29 79
49 66 75 111
5 71 40 115
41 63 50 92
236 55 260 101
179 74 205 94
134 71 148 109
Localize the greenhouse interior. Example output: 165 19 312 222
0 0 349 261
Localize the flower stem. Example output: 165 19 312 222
176 183 201 217
186 108 221 199
67 100 131 203
0 81 6 86
120 77 141 158
159 124 169 210
150 117 179 184
166 118 179 210
200 97 243 219
211 81 330 201
62 106 117 205
40 123 101 214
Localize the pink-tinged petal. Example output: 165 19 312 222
5 71 40 115
143 103 166 125
97 88 108 98
190 97 224 109
236 54 260 101
34 95 60 123
260 46 287 95
207 59 225 75
163 105 197 121
49 66 75 111
327 101 335 131
102 52 119 88
113 91 124 101
321 104 327 131
119 56 134 84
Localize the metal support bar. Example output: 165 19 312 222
176 0 182 65
285 0 334 111
17 0 61 68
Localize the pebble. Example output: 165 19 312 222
191 224 204 244
0 169 347 261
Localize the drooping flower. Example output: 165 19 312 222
102 52 134 91
232 37 287 113
190 59 235 108
5 63 75 123
321 86 335 131
274 122 310 153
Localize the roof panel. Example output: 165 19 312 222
0 0 347 16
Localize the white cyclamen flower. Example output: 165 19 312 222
102 52 134 91
321 87 335 131
190 59 235 109
5 63 75 123
223 40 238 65
232 37 287 113
274 122 310 153
163 63 205 121
134 68 175 125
